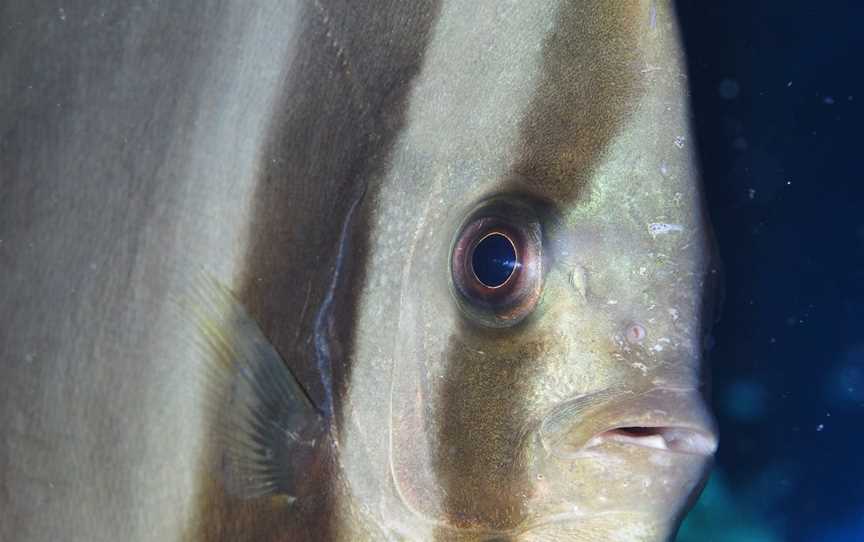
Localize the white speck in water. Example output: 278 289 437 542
660 162 670 177
674 136 685 149
787 80 793 87
59 7 66 21
823 96 835 105
748 188 756 199
817 424 824 432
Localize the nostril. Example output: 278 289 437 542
625 323 647 344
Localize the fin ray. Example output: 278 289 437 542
183 275 325 500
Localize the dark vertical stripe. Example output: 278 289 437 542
189 2 442 540
435 2 645 538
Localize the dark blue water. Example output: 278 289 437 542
675 2 864 541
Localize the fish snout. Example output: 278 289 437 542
539 387 718 459
508 387 717 536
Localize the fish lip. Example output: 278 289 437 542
538 387 719 458
585 423 718 456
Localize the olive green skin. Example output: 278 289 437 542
339 2 716 540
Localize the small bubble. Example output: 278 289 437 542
816 424 824 432
823 96 835 105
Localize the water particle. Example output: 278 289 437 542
674 136 685 149
816 424 824 432
723 380 767 422
748 188 756 199
823 96 835 105
718 78 740 99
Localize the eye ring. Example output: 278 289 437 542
449 198 544 327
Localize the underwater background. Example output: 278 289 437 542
675 2 864 541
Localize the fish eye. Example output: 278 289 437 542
471 232 518 288
449 198 543 327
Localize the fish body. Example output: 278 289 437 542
0 1 716 541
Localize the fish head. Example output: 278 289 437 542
340 1 718 540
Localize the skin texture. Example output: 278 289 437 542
0 1 716 541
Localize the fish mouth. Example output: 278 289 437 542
539 387 719 458
585 424 717 456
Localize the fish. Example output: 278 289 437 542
0 1 717 541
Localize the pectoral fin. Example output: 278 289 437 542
183 276 325 501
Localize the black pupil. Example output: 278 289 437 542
472 233 517 288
